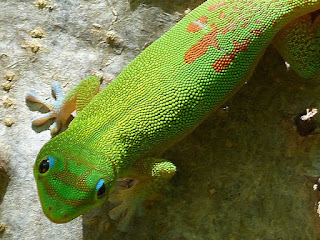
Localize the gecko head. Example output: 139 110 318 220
33 141 116 223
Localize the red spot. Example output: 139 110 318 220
210 23 217 29
213 38 251 72
242 22 250 28
232 6 239 11
187 23 202 33
218 11 226 19
185 23 220 64
221 26 230 34
198 15 208 24
208 1 227 12
250 25 266 36
187 16 208 33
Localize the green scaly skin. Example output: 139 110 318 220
29 0 320 227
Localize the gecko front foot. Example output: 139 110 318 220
108 181 147 231
26 81 73 134
26 76 101 135
108 159 176 231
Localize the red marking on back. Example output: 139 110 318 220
198 15 208 24
187 16 208 33
233 6 239 11
210 23 217 29
213 38 251 72
185 23 220 64
187 23 202 33
250 25 266 36
222 26 230 34
208 1 227 12
218 11 226 19
242 22 250 28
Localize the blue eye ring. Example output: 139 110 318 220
96 179 106 199
39 156 55 174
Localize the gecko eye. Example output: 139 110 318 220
96 179 106 199
39 156 55 174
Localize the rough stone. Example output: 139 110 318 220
1 0 320 239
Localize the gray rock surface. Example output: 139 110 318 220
1 0 320 239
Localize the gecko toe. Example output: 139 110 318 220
32 112 56 126
51 81 63 100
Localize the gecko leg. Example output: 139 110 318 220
273 13 320 79
26 76 101 134
26 81 66 133
108 158 176 231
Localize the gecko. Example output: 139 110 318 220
27 0 320 229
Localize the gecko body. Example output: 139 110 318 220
27 0 320 228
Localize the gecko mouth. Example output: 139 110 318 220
45 209 72 224
41 200 75 224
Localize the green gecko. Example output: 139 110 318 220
27 0 320 229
